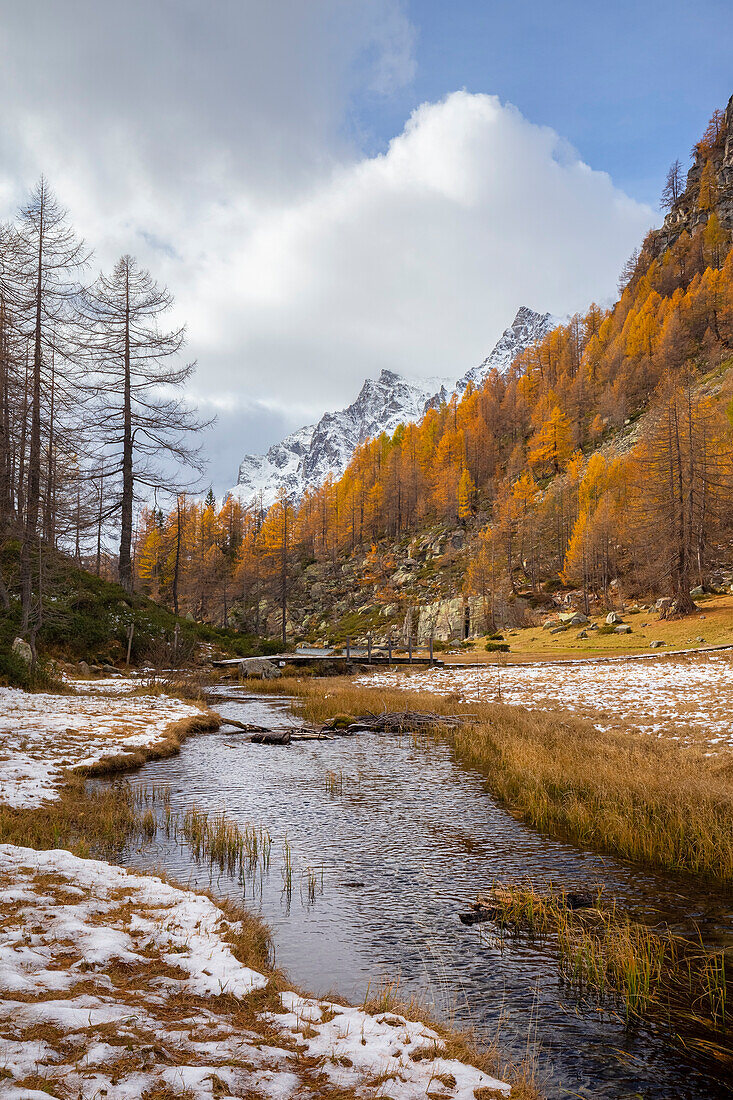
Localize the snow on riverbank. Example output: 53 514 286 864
0 845 509 1100
0 679 203 809
358 652 733 748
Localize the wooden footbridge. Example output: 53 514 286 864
212 636 444 670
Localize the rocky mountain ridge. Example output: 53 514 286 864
231 306 558 507
655 93 733 250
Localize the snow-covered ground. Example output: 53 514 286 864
0 679 202 809
358 652 733 748
0 682 509 1098
0 846 509 1100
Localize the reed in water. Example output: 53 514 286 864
470 883 730 1070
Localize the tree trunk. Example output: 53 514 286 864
43 350 55 544
95 466 104 576
281 502 288 649
172 494 182 616
21 190 45 631
0 295 10 529
118 268 134 592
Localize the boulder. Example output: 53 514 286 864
649 640 665 648
559 611 588 625
250 730 290 745
588 622 599 631
614 625 632 634
240 658 281 680
542 619 557 630
77 660 91 677
577 630 588 639
549 626 567 635
606 611 622 625
690 585 705 599
11 637 32 664
655 597 673 612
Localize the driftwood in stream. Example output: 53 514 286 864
249 727 334 745
250 730 291 745
324 711 472 734
222 719 270 732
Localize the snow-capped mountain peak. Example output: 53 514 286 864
454 306 559 395
230 307 558 508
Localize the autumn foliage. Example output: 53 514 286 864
135 108 733 630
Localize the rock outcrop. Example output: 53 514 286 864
654 93 733 250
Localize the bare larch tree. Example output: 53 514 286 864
12 178 88 629
81 255 210 592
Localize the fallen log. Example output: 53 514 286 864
248 727 333 745
221 719 270 732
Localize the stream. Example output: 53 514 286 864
104 687 732 1099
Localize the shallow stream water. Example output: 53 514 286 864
106 687 732 1099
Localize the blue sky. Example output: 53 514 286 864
356 0 733 209
0 0 729 491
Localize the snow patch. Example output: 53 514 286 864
0 845 509 1099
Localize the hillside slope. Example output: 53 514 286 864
0 542 276 687
133 96 733 645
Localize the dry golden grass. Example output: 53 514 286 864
250 677 733 886
0 776 144 856
454 592 733 663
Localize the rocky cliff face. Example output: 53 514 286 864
231 306 557 507
655 93 733 250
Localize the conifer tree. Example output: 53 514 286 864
661 159 683 210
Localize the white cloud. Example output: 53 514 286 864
184 92 654 419
0 4 654 490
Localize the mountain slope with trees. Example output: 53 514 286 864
133 96 733 643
